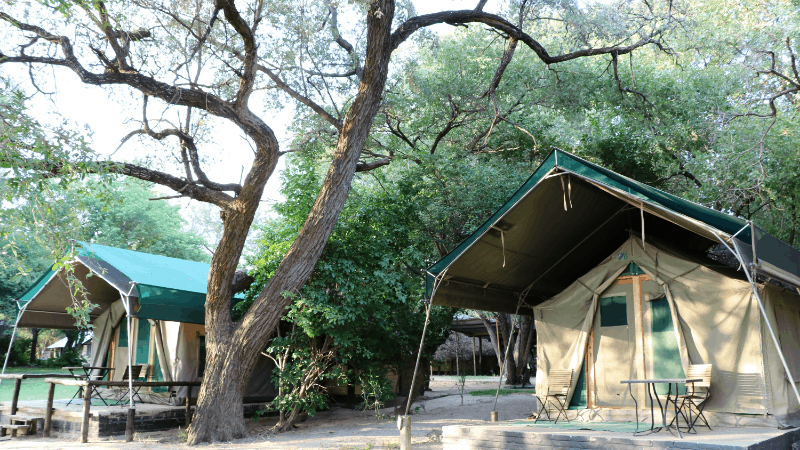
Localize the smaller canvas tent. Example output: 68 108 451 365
424 149 800 428
2 242 276 405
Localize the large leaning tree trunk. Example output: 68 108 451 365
0 0 675 443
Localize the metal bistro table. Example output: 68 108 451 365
621 378 702 438
63 366 114 406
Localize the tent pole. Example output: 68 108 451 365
120 293 136 442
399 270 448 450
404 301 432 417
0 300 24 386
492 291 528 416
718 232 800 411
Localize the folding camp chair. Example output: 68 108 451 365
670 364 713 432
534 369 574 424
112 364 148 406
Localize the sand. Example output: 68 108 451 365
0 376 536 450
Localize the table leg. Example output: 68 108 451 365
628 383 640 434
672 383 683 438
652 382 665 433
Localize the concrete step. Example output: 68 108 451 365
1 424 31 437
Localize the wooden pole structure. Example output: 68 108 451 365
80 381 92 443
472 337 477 376
455 332 460 377
10 378 21 414
44 381 55 437
126 408 136 442
185 398 192 427
479 338 483 375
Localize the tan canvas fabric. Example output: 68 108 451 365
535 236 789 419
89 299 126 378
534 255 628 404
761 285 800 423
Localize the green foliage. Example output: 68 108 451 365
40 350 86 368
244 153 453 423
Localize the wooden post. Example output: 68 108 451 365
126 408 135 442
472 337 477 376
44 381 55 437
81 382 92 443
455 332 460 377
397 415 411 450
185 398 192 427
479 338 483 375
10 378 22 414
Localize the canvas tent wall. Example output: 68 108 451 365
534 237 800 426
424 149 800 427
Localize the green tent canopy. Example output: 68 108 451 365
425 149 800 314
14 242 234 328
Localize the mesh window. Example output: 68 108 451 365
600 296 628 327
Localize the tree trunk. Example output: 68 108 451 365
497 314 517 385
187 1 396 443
514 317 535 385
29 328 39 364
477 312 503 369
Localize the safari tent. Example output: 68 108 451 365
424 149 800 427
2 242 276 405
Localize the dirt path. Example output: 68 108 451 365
1 377 536 450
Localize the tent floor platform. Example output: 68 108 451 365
442 421 800 450
0 400 270 439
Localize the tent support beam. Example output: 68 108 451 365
716 228 800 412
404 270 447 417
121 292 136 442
0 300 24 386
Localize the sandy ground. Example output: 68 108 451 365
1 377 537 450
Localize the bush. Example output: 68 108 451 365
41 350 86 368
0 336 33 367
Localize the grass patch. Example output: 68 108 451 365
0 367 76 402
469 388 534 396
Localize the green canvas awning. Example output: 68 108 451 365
15 242 230 328
425 149 800 314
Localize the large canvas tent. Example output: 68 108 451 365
2 242 275 405
424 149 800 427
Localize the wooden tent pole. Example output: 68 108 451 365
473 337 477 376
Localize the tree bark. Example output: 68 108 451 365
497 314 517 385
477 312 503 370
187 0 396 443
29 328 39 364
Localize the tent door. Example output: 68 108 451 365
590 265 650 408
643 284 686 396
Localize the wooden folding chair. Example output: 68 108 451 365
112 364 147 406
671 364 713 432
534 369 574 424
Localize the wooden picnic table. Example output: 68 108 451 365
43 378 202 443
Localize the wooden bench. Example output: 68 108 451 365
1 424 30 437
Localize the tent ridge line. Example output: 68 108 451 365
557 168 736 242
558 151 749 227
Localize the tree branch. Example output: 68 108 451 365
391 10 666 63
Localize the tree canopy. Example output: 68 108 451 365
3 0 799 443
